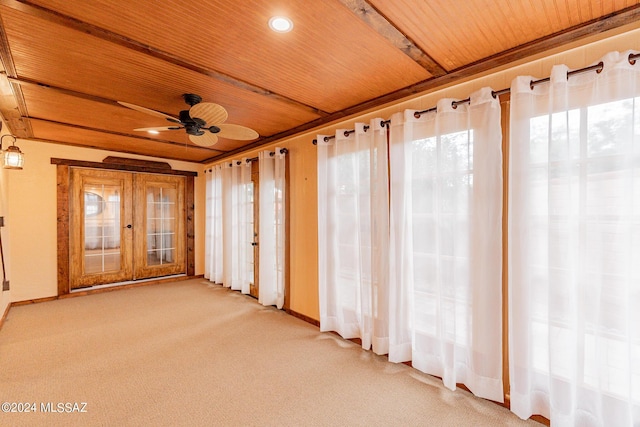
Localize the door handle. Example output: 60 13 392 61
251 242 258 246
125 224 132 229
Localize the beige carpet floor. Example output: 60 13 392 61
0 279 539 426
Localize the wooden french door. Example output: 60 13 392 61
70 168 185 289
70 169 133 288
133 173 185 280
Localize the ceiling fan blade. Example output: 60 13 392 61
189 132 219 147
189 102 228 125
118 101 180 123
216 124 259 140
134 126 182 132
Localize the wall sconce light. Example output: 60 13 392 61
0 134 24 170
0 122 24 170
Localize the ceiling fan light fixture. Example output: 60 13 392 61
269 16 293 33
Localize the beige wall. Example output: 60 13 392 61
206 23 640 321
3 23 639 318
0 134 12 316
5 140 204 303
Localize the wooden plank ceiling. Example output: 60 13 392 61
0 0 638 163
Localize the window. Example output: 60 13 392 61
526 99 640 402
317 122 390 354
388 91 504 402
508 53 640 424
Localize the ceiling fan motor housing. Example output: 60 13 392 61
186 126 204 136
179 110 207 135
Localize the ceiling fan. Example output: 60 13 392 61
118 93 259 147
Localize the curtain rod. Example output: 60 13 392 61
312 52 640 144
243 147 288 164
312 120 390 145
204 148 288 172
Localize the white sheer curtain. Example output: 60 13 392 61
258 148 286 309
317 119 390 354
509 51 640 426
205 164 224 284
388 87 504 402
221 159 253 293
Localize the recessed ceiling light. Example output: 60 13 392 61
269 16 293 33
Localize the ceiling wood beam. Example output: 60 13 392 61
0 0 330 118
29 132 225 162
51 157 198 176
0 75 31 138
205 4 640 163
6 80 32 137
6 75 140 109
0 14 31 137
40 136 215 163
28 117 222 152
337 0 447 77
0 12 17 78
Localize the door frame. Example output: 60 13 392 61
53 157 197 296
249 160 259 298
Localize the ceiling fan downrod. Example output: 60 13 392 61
182 93 202 106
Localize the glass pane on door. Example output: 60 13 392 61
146 186 177 266
84 184 121 274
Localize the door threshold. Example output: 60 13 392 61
70 274 187 293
